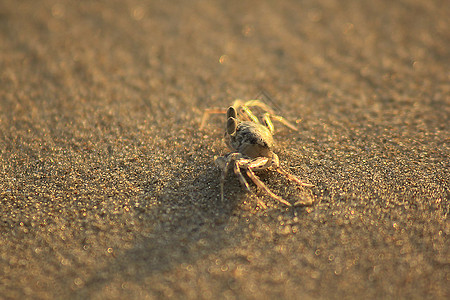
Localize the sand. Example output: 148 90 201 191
1 0 448 298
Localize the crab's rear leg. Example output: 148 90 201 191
260 111 299 132
239 105 261 124
200 108 227 130
242 99 299 131
268 115 299 131
241 99 277 115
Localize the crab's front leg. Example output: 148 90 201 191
276 167 315 187
216 154 241 202
269 153 314 187
216 153 252 203
246 168 291 207
245 157 292 207
214 155 228 202
233 159 252 193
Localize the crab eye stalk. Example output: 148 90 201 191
227 106 237 119
227 117 237 135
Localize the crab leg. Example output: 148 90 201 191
220 178 224 202
239 99 277 115
276 167 314 187
239 99 299 131
233 161 251 193
240 105 261 124
215 155 230 202
200 108 227 130
268 115 299 131
219 160 228 202
246 168 292 207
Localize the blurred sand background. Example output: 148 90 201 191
0 0 448 298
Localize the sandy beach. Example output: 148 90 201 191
1 0 448 298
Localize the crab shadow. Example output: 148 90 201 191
77 163 253 296
77 159 316 297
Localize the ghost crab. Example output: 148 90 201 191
202 99 314 208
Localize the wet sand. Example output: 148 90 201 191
0 0 448 298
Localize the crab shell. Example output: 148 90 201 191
226 121 275 160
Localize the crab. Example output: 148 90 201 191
202 99 313 208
